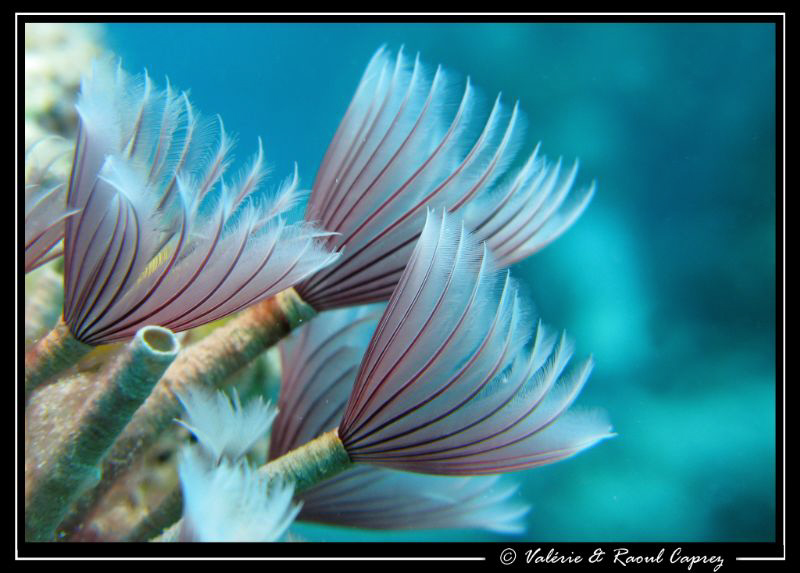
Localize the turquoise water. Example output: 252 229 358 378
102 22 777 542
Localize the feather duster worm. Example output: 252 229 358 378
175 386 276 465
24 59 339 393
24 139 79 273
260 211 611 492
111 44 593 432
108 209 605 541
67 47 598 524
171 389 299 543
130 387 298 543
296 46 593 309
337 210 612 474
272 306 529 533
175 447 299 542
62 60 338 345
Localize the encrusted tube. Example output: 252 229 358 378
24 325 180 542
260 428 352 493
24 264 65 346
125 488 184 543
62 288 316 538
108 288 314 473
132 429 351 542
24 316 91 399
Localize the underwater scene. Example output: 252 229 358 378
23 21 777 544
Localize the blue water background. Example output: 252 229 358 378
101 22 777 542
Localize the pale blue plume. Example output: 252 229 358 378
177 446 300 542
464 150 596 267
296 46 593 310
61 58 339 344
272 304 529 532
175 386 276 464
339 210 613 475
298 465 529 533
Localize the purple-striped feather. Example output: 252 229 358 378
272 305 528 532
296 46 593 310
61 60 339 344
297 466 527 533
24 139 79 273
271 305 381 458
338 210 612 475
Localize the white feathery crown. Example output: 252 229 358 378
177 447 300 542
175 386 276 463
174 386 301 542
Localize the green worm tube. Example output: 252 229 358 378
25 325 180 541
260 428 352 493
64 288 316 538
24 316 92 400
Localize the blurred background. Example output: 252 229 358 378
24 21 778 542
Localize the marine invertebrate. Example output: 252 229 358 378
24 47 605 544
87 45 595 502
256 211 611 489
132 211 606 540
24 59 339 394
63 60 337 343
139 387 299 542
272 305 529 533
295 466 526 533
337 211 611 474
174 447 298 542
24 139 79 274
297 46 593 309
175 386 275 464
